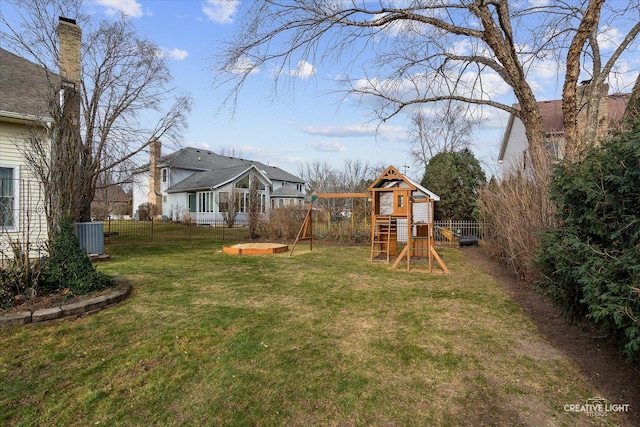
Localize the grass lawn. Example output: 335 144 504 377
0 242 623 426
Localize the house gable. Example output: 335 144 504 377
165 164 272 194
368 165 439 201
499 90 630 174
368 166 439 218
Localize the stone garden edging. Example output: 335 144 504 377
0 283 132 328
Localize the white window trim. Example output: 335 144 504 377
0 164 20 232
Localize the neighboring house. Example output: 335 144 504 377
131 141 306 224
91 185 131 220
0 17 82 260
499 84 629 176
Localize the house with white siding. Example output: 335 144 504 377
499 84 629 176
0 48 56 260
0 17 82 260
131 141 306 224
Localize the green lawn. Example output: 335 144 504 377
0 242 623 426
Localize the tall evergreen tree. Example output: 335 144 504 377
421 149 486 220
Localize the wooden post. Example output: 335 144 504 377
290 200 314 257
407 196 412 271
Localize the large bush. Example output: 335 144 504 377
536 122 640 361
256 206 309 240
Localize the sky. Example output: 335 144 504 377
80 0 512 180
4 0 639 181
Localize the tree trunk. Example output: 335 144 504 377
562 0 605 162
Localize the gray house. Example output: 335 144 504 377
131 140 306 223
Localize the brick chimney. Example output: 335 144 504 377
58 17 81 84
148 139 163 216
577 82 610 141
57 17 81 126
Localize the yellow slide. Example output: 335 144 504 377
437 226 455 242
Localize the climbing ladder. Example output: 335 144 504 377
371 215 396 262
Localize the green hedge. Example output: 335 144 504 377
537 121 640 361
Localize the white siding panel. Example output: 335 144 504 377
0 122 49 259
131 171 150 218
165 193 189 221
501 117 528 175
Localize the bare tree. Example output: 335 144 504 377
219 1 640 177
298 159 376 219
298 161 338 196
409 102 481 171
219 186 239 228
1 0 192 223
218 145 245 159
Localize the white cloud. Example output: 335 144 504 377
289 60 316 79
308 140 347 152
301 124 373 138
226 57 260 75
597 25 624 51
203 0 239 24
352 67 510 109
196 142 213 150
164 48 189 61
301 123 407 143
95 0 143 18
607 61 639 93
527 58 562 81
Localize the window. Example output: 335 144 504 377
162 168 167 183
218 192 229 213
545 140 560 160
0 166 17 229
235 176 249 189
198 191 215 213
236 192 249 213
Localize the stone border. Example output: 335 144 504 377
0 283 132 328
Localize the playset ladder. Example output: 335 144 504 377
371 215 396 262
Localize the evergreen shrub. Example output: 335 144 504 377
40 216 113 296
537 121 640 361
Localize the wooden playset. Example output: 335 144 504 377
291 166 448 273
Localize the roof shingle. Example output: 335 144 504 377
138 147 304 193
0 48 59 120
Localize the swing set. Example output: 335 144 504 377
290 166 449 274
